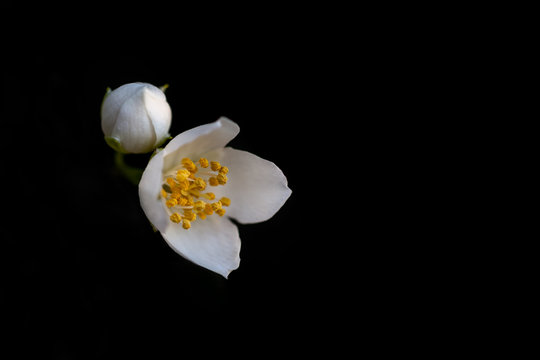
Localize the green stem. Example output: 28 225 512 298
114 152 144 185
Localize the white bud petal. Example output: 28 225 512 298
101 82 172 153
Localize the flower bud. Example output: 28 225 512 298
101 82 172 154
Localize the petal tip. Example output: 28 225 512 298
216 116 240 133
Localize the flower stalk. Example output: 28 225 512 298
114 151 144 186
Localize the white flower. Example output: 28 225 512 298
101 82 172 154
138 117 292 278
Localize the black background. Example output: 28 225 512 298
1 5 515 358
1 11 355 358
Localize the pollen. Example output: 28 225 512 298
162 156 232 229
217 173 227 185
203 192 215 200
193 178 206 190
170 213 182 223
176 169 191 182
210 161 221 172
181 158 197 173
216 208 226 216
209 177 219 186
211 201 222 211
166 198 178 208
182 219 191 229
199 158 209 168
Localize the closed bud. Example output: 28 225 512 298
101 82 172 154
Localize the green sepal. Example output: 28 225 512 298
101 87 112 110
155 134 172 149
105 136 127 153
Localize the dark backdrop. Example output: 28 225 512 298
0 5 500 358
1 24 348 358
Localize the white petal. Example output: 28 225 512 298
142 86 172 146
112 88 156 153
162 216 241 278
101 83 142 136
138 150 169 233
162 117 239 172
217 148 292 224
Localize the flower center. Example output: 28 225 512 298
161 157 231 229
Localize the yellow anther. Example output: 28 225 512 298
209 177 219 186
216 208 226 217
199 158 209 168
176 169 191 182
170 213 182 223
180 189 190 197
160 189 168 199
176 180 189 191
181 158 197 173
166 198 178 208
194 178 206 190
217 173 228 185
204 203 214 215
189 189 201 198
183 210 196 221
177 197 188 206
184 196 194 207
182 219 191 229
220 197 231 207
194 200 206 212
201 192 216 200
203 192 215 200
210 161 221 172
166 157 231 228
211 201 222 211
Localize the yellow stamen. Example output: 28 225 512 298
166 198 178 208
209 177 219 186
170 213 182 223
183 210 196 222
182 219 191 229
182 158 197 173
199 158 209 168
216 208 226 216
217 173 227 185
211 201 222 211
164 157 232 229
176 169 191 182
210 161 221 172
194 200 206 212
220 197 231 207
161 189 168 199
204 203 214 215
203 192 215 200
194 178 206 190
176 180 189 191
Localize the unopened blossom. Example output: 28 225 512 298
139 117 291 278
101 82 172 154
